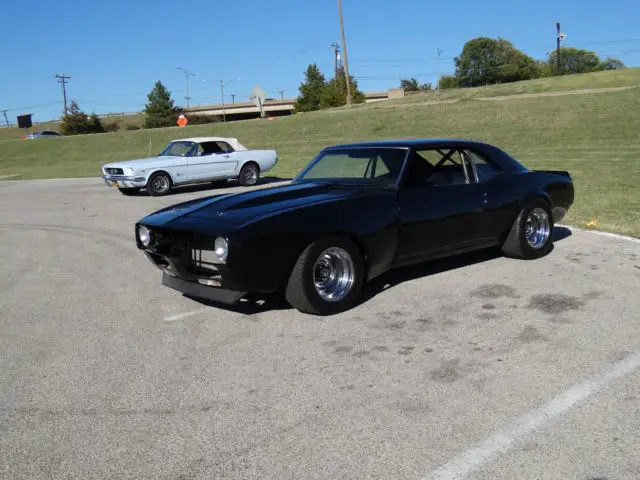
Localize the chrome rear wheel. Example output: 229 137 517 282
525 207 551 249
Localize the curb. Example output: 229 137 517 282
559 224 640 244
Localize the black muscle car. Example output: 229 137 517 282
135 138 574 315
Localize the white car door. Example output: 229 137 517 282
188 141 238 181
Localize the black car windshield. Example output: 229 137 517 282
159 141 196 156
294 147 407 186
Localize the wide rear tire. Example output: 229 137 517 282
285 235 365 315
502 198 554 259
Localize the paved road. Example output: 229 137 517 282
1 178 640 480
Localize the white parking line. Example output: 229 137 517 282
164 308 209 322
422 351 640 480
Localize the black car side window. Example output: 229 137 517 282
466 149 501 183
404 149 472 188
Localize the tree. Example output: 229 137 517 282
294 64 327 112
320 65 365 108
144 80 180 128
454 37 541 87
400 78 432 92
60 100 105 135
547 47 601 75
438 75 459 90
599 57 626 70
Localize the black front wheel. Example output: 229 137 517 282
285 235 365 315
146 172 172 196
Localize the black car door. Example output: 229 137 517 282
394 147 488 266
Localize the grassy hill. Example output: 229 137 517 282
1 68 639 237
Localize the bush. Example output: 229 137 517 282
126 124 141 131
104 120 120 132
185 114 219 125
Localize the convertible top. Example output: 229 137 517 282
175 137 248 152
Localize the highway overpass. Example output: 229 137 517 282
185 88 405 121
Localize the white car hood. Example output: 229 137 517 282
103 155 182 169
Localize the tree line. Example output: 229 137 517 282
400 38 626 92
59 36 628 135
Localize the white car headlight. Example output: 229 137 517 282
138 225 151 246
214 237 228 261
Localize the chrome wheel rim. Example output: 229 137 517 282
525 207 551 249
152 175 169 193
313 247 356 302
243 167 258 185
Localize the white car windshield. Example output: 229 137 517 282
159 141 196 156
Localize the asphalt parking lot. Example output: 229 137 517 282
2 177 640 480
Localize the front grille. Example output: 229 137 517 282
190 248 221 275
106 168 124 175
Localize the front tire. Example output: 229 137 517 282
238 163 259 187
502 198 554 259
147 172 172 196
285 235 365 315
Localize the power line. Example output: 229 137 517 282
55 74 71 115
350 37 640 65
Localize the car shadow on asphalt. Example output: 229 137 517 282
136 176 291 197
183 227 573 316
359 226 572 305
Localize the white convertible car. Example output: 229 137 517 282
101 136 278 196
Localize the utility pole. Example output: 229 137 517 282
231 94 236 104
330 42 341 80
337 0 352 105
176 66 195 110
555 23 567 74
556 22 561 74
279 89 285 101
1 109 9 127
219 80 226 122
55 74 71 115
436 48 443 91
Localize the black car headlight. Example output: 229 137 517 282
138 225 152 246
214 237 228 262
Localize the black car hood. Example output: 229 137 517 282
139 181 389 232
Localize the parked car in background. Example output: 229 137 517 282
101 136 278 196
133 138 575 315
24 130 63 139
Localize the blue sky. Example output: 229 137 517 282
2 0 639 123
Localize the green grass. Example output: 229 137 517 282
1 68 639 237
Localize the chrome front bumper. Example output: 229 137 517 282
103 174 147 189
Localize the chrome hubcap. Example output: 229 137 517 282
153 176 169 193
525 207 551 249
244 168 257 184
313 247 356 302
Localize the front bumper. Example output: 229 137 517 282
162 272 247 304
103 174 147 189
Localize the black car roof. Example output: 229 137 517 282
322 138 493 150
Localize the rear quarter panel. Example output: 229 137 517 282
485 170 574 237
232 150 278 175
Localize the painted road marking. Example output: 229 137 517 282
164 308 209 322
422 351 640 480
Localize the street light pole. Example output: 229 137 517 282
220 80 226 122
337 0 352 105
176 66 194 110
